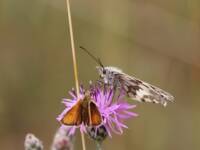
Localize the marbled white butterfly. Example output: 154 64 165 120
80 46 174 106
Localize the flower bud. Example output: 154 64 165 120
51 127 74 150
24 133 43 150
87 125 108 143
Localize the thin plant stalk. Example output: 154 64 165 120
96 142 102 150
65 0 80 96
65 0 86 150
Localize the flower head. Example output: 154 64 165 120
57 84 138 137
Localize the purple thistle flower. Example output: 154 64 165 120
57 85 138 137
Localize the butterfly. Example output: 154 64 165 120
61 91 102 126
80 46 174 107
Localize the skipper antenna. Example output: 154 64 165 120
79 46 104 68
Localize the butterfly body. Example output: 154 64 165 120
96 66 174 106
61 93 102 126
97 66 122 85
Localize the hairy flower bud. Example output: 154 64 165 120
24 133 43 150
51 127 74 150
87 125 108 143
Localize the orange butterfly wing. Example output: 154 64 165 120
61 100 82 126
89 101 102 126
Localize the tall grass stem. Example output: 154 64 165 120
65 0 86 150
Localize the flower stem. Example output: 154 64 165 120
96 142 102 150
65 0 86 150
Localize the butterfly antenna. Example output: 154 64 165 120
79 46 104 68
97 58 104 68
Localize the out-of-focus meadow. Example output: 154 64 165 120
0 0 200 149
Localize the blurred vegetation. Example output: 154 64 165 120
0 0 200 150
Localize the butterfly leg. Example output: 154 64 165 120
110 80 120 102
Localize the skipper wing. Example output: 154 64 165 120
89 101 102 126
61 100 82 125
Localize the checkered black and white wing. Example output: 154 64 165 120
116 73 174 107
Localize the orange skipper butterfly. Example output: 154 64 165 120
61 91 102 126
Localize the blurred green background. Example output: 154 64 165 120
0 0 200 149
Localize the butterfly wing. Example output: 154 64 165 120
89 101 102 126
61 100 82 125
116 73 174 106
